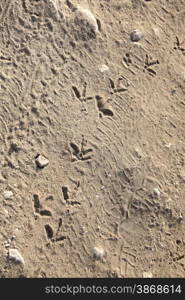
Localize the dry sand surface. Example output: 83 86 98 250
0 0 185 278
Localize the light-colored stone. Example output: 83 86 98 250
153 188 160 197
152 27 161 38
134 147 143 158
77 7 99 33
130 29 143 42
165 143 172 149
3 190 13 200
8 248 25 265
99 64 109 72
143 271 153 278
93 246 105 260
35 155 49 168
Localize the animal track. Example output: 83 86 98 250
69 135 93 161
45 195 54 201
123 53 132 66
95 95 114 116
143 54 159 76
62 185 81 206
45 219 67 243
72 82 93 102
32 193 70 244
45 224 54 239
72 81 120 117
174 36 185 53
33 194 52 216
40 209 52 216
33 194 41 214
109 77 128 94
62 186 69 200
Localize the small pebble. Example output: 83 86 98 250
93 246 105 260
8 248 25 265
99 64 109 72
130 29 143 42
3 190 13 200
143 271 153 278
165 143 172 149
153 188 160 197
35 155 49 168
134 147 143 158
77 7 99 33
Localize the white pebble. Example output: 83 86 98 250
99 64 109 72
8 248 25 265
93 246 105 260
77 7 99 33
143 271 153 278
3 190 13 200
134 147 143 158
35 155 49 168
130 29 143 42
165 143 172 149
153 188 160 197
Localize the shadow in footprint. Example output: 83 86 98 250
96 95 114 116
40 210 52 217
62 186 69 201
45 224 54 239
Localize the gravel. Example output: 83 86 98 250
35 155 49 168
130 29 143 42
77 7 99 33
153 188 161 197
99 64 109 72
3 190 13 200
8 248 25 265
93 246 105 260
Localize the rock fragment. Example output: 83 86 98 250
8 248 25 265
143 271 153 278
130 29 143 42
76 7 99 33
3 190 13 200
99 64 109 72
93 246 105 260
35 155 49 168
153 188 160 197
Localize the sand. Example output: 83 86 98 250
0 0 185 278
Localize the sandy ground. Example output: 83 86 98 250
0 0 185 278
